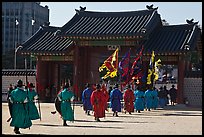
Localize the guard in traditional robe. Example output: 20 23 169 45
27 83 40 120
134 86 145 113
144 85 153 111
151 87 159 110
57 83 75 126
82 83 93 115
9 80 32 134
90 84 106 121
101 83 110 112
123 85 135 114
110 84 123 117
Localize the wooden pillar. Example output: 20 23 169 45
73 45 80 101
36 56 48 101
177 55 185 104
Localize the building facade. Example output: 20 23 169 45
2 2 49 56
18 6 202 103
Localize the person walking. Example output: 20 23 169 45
57 83 75 126
82 83 93 115
144 85 153 111
101 83 110 112
27 83 40 120
110 84 123 117
9 79 32 134
163 86 169 106
134 86 145 113
123 85 135 114
169 85 177 106
90 84 107 121
151 87 159 110
158 86 167 108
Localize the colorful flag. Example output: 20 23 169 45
147 51 162 84
118 49 131 83
147 51 155 85
99 48 119 79
130 46 144 79
154 59 162 81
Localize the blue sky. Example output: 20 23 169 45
40 2 202 28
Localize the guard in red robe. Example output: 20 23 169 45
123 85 135 114
101 84 109 112
90 84 106 121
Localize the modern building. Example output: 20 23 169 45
2 2 49 57
18 6 202 105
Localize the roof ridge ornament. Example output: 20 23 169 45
75 6 86 15
146 4 158 11
186 18 199 25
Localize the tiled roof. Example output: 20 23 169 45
19 26 74 55
2 70 36 76
60 9 162 38
142 24 201 54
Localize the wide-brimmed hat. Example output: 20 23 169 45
96 84 101 89
17 79 23 87
29 83 35 88
126 84 131 89
114 84 119 88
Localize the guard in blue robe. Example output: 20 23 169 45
82 83 93 115
134 86 145 113
110 84 123 117
151 87 159 110
144 86 153 111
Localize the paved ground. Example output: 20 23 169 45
2 102 202 135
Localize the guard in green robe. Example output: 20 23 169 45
57 83 75 126
27 83 40 120
9 80 32 134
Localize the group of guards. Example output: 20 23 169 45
6 79 177 134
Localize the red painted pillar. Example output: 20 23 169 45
177 55 185 104
36 56 48 101
73 45 79 101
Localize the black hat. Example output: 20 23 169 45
172 85 175 87
64 83 70 88
114 84 119 88
126 84 131 89
17 79 23 87
85 83 90 88
96 84 101 89
159 86 163 89
29 83 35 88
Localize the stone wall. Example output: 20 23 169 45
2 76 36 102
183 78 202 107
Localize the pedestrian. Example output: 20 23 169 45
82 83 93 115
134 85 145 113
57 83 75 126
163 86 169 106
27 83 40 120
169 85 177 106
144 85 153 111
45 86 50 102
110 84 123 117
9 79 32 134
151 87 159 110
158 86 166 108
123 84 135 114
90 84 107 121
